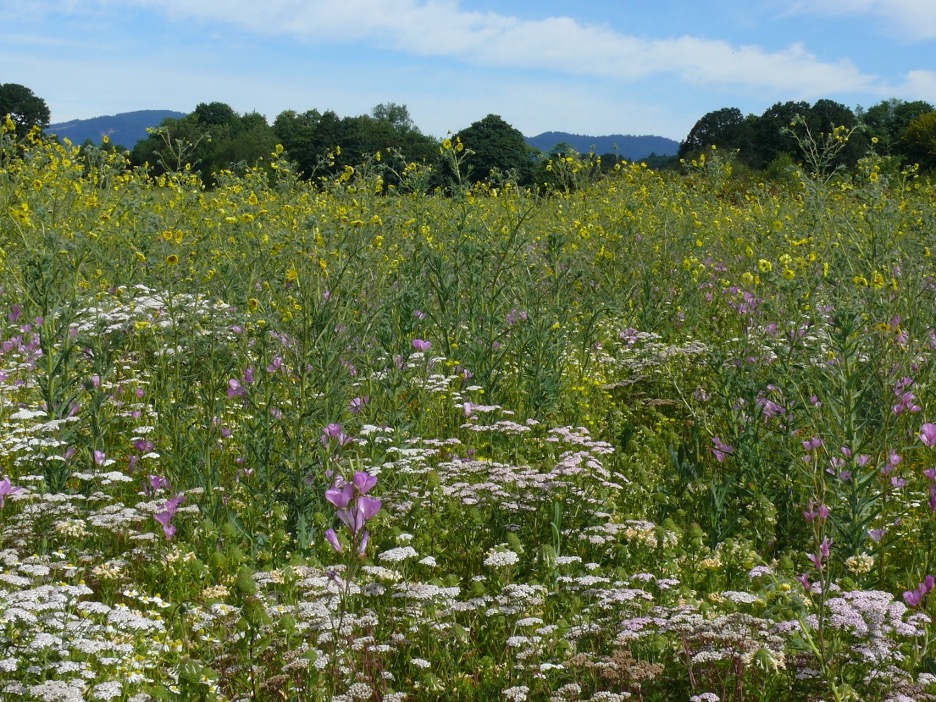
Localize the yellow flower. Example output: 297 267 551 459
869 172 879 183
134 251 146 263
758 259 773 273
166 254 179 265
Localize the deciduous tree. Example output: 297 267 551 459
0 83 50 136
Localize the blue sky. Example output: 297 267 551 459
2 0 935 141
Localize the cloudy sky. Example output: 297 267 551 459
2 0 935 141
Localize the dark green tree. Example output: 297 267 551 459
860 99 935 160
901 111 936 170
678 107 751 159
130 103 276 181
193 101 238 127
746 101 810 170
804 99 866 169
371 102 415 131
455 114 535 186
0 83 51 136
273 104 437 180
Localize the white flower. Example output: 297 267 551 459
484 549 519 568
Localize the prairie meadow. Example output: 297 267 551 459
1 120 935 701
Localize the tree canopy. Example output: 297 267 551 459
0 83 51 137
456 114 536 186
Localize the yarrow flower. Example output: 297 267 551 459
484 549 519 568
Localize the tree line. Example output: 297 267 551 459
679 98 936 172
4 82 936 188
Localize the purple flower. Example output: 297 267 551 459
325 482 354 509
8 304 21 323
153 511 176 540
412 338 432 353
147 475 170 494
802 436 823 451
358 529 370 556
93 450 106 465
920 423 936 448
227 378 246 398
904 575 935 608
868 528 885 543
797 574 812 592
153 493 184 540
803 501 829 522
0 476 22 508
324 528 342 553
352 471 378 494
711 436 733 463
349 396 368 414
133 439 155 454
321 422 352 447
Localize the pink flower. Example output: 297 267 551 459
711 436 733 463
412 338 432 353
0 477 22 508
324 528 342 553
352 471 378 494
153 493 185 540
325 482 354 510
920 423 936 447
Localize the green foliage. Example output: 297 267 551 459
130 102 277 181
0 83 51 136
859 98 934 158
456 113 536 186
901 110 936 170
680 100 867 173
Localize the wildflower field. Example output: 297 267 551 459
1 122 936 702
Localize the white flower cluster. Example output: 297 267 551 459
484 549 519 568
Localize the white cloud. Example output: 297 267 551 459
118 0 876 95
788 0 936 41
891 69 936 98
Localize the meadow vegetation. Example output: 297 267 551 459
1 117 935 701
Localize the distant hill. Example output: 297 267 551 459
526 131 679 159
47 110 187 148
